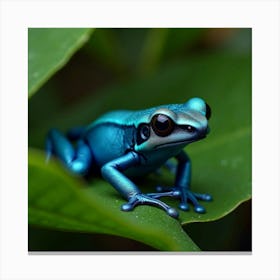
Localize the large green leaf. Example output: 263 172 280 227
28 28 93 97
28 52 251 250
29 149 199 251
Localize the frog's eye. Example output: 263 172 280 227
151 114 175 137
206 103 211 120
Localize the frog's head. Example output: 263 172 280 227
135 97 211 152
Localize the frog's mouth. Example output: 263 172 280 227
155 136 206 149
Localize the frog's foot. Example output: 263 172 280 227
179 190 212 213
121 193 179 219
155 186 212 214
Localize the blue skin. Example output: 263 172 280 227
46 97 212 219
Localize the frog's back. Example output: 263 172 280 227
87 109 154 129
87 103 185 128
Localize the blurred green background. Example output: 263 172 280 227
29 28 251 251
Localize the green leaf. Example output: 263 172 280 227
28 28 93 97
29 149 199 251
29 51 251 250
83 29 126 76
139 28 205 75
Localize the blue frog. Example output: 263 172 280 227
46 97 212 218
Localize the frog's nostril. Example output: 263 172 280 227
186 125 196 133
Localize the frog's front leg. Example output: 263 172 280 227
101 152 179 218
152 151 212 213
46 129 92 175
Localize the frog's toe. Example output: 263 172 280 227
194 205 206 214
121 193 179 219
179 202 190 211
121 203 134 211
121 196 139 211
183 190 210 214
167 208 179 219
193 192 213 201
147 189 180 199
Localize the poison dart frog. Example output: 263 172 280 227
46 97 212 218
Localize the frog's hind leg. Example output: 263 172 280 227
46 128 92 175
66 126 86 141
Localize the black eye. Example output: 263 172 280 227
206 103 211 120
186 125 196 133
151 114 174 137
